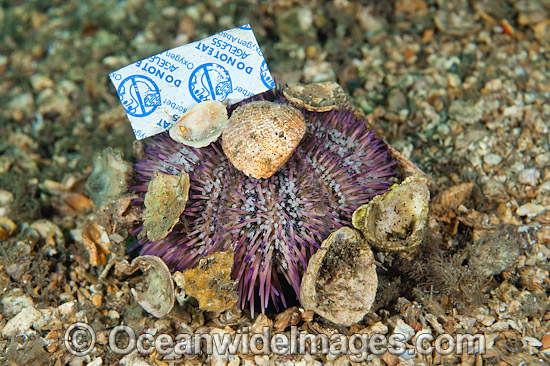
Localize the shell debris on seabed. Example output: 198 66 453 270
221 100 306 179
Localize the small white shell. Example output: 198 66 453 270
169 100 228 147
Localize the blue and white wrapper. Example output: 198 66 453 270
109 24 275 140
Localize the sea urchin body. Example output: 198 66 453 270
130 90 396 316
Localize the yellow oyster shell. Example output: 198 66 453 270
175 251 238 313
222 101 306 179
352 174 430 252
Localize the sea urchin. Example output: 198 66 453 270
130 88 396 316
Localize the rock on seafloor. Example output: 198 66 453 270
300 227 377 326
221 101 306 179
352 174 430 252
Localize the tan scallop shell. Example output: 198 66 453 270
222 101 306 179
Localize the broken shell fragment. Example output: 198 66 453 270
352 174 430 252
222 101 306 179
283 82 348 112
178 252 238 312
142 170 190 242
81 220 111 265
169 100 228 147
128 255 175 318
0 216 17 240
300 227 377 326
85 148 132 209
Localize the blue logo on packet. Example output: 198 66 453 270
118 75 161 117
260 61 275 89
238 24 252 30
189 63 233 102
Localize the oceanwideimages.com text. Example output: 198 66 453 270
65 322 486 361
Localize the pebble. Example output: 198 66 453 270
386 88 407 112
488 320 509 332
119 351 150 366
57 301 76 317
302 60 336 83
1 306 42 337
107 309 120 320
1 290 34 317
393 318 415 342
0 54 7 74
518 168 540 187
30 74 55 91
228 356 240 366
480 315 495 327
0 189 14 206
0 216 17 240
535 154 549 168
92 294 103 308
483 153 502 166
254 355 268 366
515 0 548 25
523 336 543 348
7 92 35 121
36 88 70 115
86 359 103 366
516 203 546 217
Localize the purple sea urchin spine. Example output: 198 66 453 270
130 90 396 316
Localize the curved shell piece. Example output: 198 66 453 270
142 170 190 242
120 255 175 318
222 101 306 179
300 227 377 326
283 82 348 112
352 174 430 252
169 100 228 148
